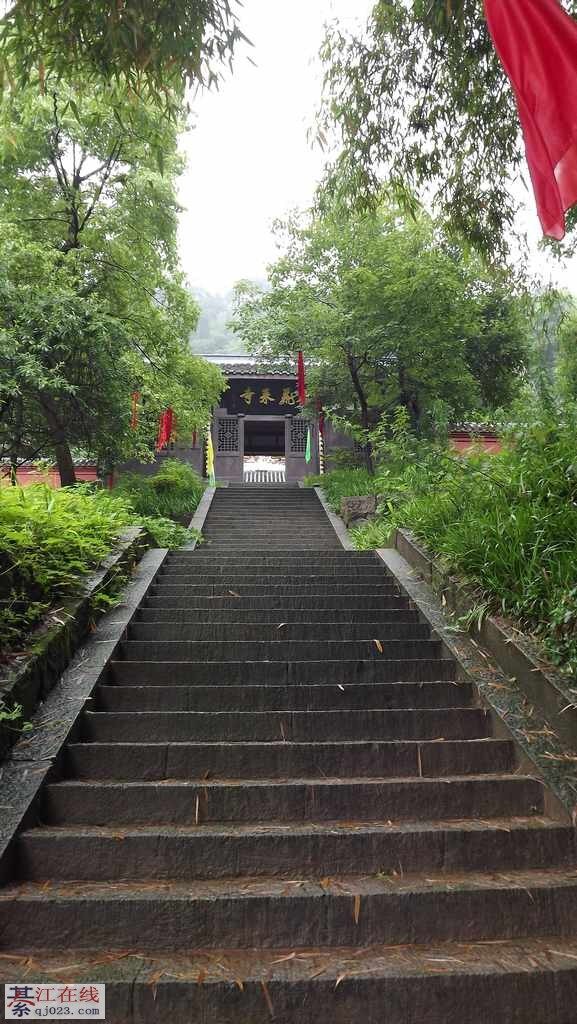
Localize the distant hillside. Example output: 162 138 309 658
189 289 246 355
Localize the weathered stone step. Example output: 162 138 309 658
81 707 489 743
162 555 383 566
129 621 429 642
108 657 457 685
6 867 577 951
118 638 440 663
142 595 413 611
157 569 389 582
202 542 342 549
66 737 515 781
136 607 420 624
1 938 575 1024
43 776 544 826
95 680 470 712
149 583 401 596
17 817 576 880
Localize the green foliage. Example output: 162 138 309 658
139 517 202 548
114 460 205 518
304 469 381 509
346 396 577 672
318 0 577 257
0 483 134 650
0 700 32 733
0 83 224 482
232 206 528 464
0 1 246 100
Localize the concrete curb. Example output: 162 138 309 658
183 486 216 550
394 527 577 754
0 547 167 881
313 487 355 550
378 544 577 819
0 527 148 761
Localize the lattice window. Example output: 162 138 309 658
290 418 308 454
217 417 240 453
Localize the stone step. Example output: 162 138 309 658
43 776 544 826
66 738 516 781
108 658 457 685
81 708 490 743
117 638 441 663
149 583 398 596
95 680 470 712
202 542 342 549
165 557 377 565
136 608 421 624
157 569 390 581
128 621 430 642
1 938 575 1023
5 868 577 951
142 595 413 611
17 817 576 881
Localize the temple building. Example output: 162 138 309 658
167 356 347 484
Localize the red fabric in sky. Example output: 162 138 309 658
297 350 306 406
484 0 577 239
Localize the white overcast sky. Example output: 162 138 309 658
178 0 577 297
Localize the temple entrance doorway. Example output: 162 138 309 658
243 418 286 483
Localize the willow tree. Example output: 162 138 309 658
0 1 246 100
318 0 577 259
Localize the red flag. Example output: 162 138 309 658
297 350 306 407
130 391 140 430
484 0 577 240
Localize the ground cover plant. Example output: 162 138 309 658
310 399 577 673
114 459 205 520
0 463 205 655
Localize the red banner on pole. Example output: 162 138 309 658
484 0 577 239
297 351 306 407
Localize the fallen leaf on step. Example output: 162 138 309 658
338 684 345 691
235 978 244 992
228 591 240 598
261 980 275 1017
277 623 287 630
353 893 361 924
271 952 296 964
195 795 200 825
374 639 383 654
335 973 348 988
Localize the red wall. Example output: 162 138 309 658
449 432 502 455
1 466 99 488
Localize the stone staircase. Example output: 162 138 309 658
1 486 577 1022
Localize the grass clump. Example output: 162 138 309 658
314 400 577 673
303 468 380 510
0 483 134 652
114 459 205 519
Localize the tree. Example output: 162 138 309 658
317 1 577 259
231 207 528 471
0 83 224 484
0 1 247 101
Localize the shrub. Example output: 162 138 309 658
0 483 134 651
114 459 204 519
349 398 577 672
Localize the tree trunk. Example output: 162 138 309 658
398 366 421 432
346 350 374 475
38 396 77 486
